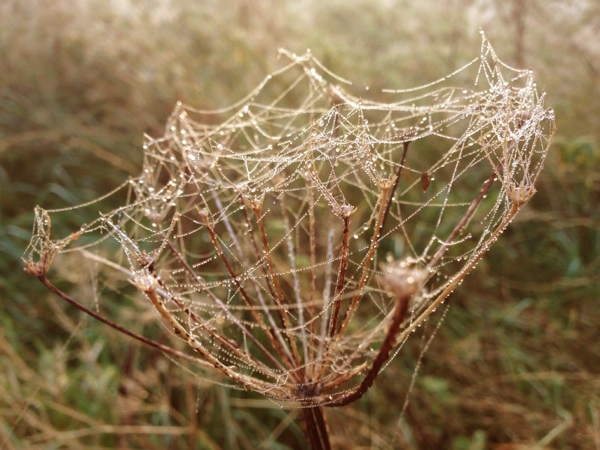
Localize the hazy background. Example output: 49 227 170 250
1 0 599 448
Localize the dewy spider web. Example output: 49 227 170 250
24 33 555 408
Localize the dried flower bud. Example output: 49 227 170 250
336 203 356 218
507 183 536 206
378 258 426 298
515 109 532 128
132 269 159 293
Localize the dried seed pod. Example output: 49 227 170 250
507 183 536 206
421 172 430 192
131 269 159 293
515 109 532 128
378 258 426 298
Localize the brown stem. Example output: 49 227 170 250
427 164 499 271
307 180 318 376
164 241 288 376
240 206 297 363
303 405 332 450
329 291 411 407
241 202 281 305
381 140 410 233
336 181 392 337
35 275 212 369
280 194 310 374
398 201 521 343
198 208 298 374
328 214 351 338
254 206 303 370
213 164 300 369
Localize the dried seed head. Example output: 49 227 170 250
131 269 159 293
335 203 356 218
145 210 163 224
197 207 209 219
515 109 532 128
24 37 555 407
378 258 426 298
23 257 50 278
240 192 264 213
507 183 536 206
378 175 397 191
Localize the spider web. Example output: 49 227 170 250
25 33 555 407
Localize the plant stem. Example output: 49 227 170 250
35 275 213 369
303 406 331 450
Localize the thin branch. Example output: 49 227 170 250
164 241 288 376
327 214 351 338
381 140 411 233
197 207 298 374
35 275 212 369
336 180 392 337
426 163 500 271
329 291 411 407
307 179 318 376
254 204 303 370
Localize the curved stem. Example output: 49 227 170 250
426 164 500 272
381 140 410 233
199 208 298 374
328 291 411 407
35 275 212 369
35 274 290 398
328 214 351 338
399 201 521 344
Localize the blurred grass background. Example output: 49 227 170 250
1 0 599 448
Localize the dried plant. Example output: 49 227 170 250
23 34 555 449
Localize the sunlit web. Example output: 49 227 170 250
25 32 555 407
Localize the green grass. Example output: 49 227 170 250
1 0 599 448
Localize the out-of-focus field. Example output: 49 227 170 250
1 1 598 448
